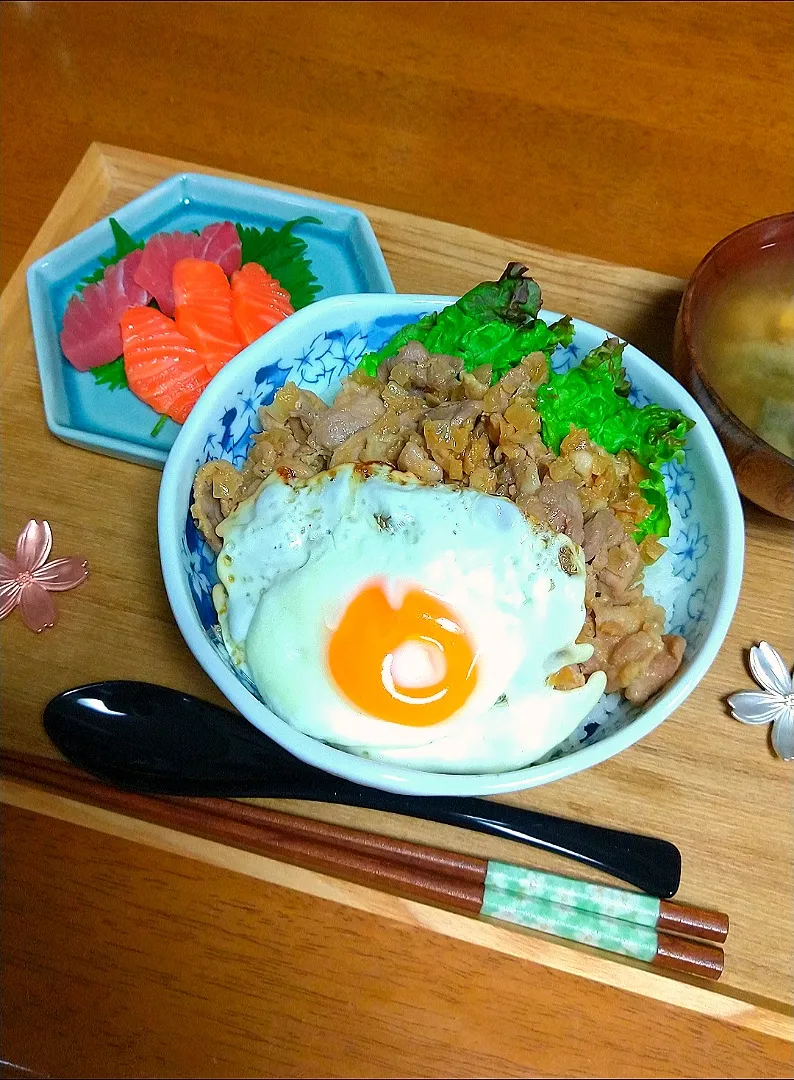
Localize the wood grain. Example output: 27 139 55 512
2 141 791 1011
1 2 791 285
0 752 733 955
1 4 793 1075
4 801 792 1080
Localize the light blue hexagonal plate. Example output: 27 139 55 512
26 172 394 468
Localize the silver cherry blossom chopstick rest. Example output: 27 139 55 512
728 641 793 761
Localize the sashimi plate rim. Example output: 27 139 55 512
26 172 396 469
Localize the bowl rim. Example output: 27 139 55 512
678 210 794 468
159 292 745 796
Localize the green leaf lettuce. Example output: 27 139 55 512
536 337 695 540
358 263 574 380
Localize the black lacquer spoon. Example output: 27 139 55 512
43 680 681 898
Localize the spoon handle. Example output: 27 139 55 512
42 681 681 898
306 786 680 899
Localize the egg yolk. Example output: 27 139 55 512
326 580 478 726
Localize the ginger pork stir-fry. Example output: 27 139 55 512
193 339 686 706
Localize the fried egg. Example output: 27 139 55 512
213 463 606 773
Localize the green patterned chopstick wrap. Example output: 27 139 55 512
483 861 729 944
480 862 727 976
480 886 659 962
485 861 660 926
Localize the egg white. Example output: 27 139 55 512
214 463 606 772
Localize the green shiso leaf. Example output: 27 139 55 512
76 218 144 292
89 355 128 390
150 414 168 437
235 216 322 310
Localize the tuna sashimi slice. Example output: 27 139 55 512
132 231 202 317
173 258 244 376
195 221 242 276
231 262 294 346
104 249 150 309
122 306 212 424
60 249 151 371
132 222 241 317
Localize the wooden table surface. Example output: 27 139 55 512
1 4 792 1078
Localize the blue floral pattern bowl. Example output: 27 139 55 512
159 294 744 796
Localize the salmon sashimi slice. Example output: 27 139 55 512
122 306 211 424
173 258 245 376
231 262 294 346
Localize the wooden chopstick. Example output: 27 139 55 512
1 750 484 911
178 793 728 944
4 751 726 942
1 751 726 980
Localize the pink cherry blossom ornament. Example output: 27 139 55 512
0 520 88 632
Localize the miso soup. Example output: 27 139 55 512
696 251 794 459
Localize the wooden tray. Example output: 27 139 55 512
2 144 791 1041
